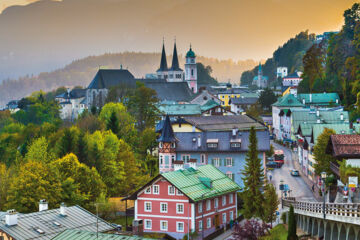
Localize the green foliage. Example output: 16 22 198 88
196 63 218 85
263 182 279 226
339 160 360 185
261 224 287 240
56 127 80 158
313 128 337 175
258 88 277 110
0 163 10 211
281 212 287 224
287 205 298 240
266 144 275 158
242 126 264 219
25 137 56 163
106 111 120 135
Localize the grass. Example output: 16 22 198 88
261 224 287 240
111 216 134 227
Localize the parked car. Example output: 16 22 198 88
266 161 281 168
290 170 299 176
111 223 122 231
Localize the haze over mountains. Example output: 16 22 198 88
0 0 357 82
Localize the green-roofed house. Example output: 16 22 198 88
128 165 240 239
297 93 340 107
272 94 304 141
52 230 155 240
158 104 202 118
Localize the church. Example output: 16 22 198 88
252 63 268 88
56 41 199 120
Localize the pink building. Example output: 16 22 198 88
129 165 240 239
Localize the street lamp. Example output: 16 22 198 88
201 190 217 240
321 172 327 219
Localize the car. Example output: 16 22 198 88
290 170 299 176
266 161 280 168
111 223 122 231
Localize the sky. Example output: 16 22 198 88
1 0 37 12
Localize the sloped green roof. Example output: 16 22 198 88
298 123 313 137
200 100 220 112
272 94 303 107
311 124 353 145
158 104 201 116
52 230 155 240
162 165 241 202
297 93 340 106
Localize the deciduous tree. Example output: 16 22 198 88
313 128 336 175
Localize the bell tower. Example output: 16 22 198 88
185 44 197 93
158 115 176 173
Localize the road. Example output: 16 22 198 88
268 142 316 202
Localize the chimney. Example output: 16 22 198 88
316 110 320 117
60 202 67 216
309 94 312 103
341 113 344 121
232 128 238 137
5 210 18 226
336 99 339 104
39 199 48 212
197 135 201 148
302 99 305 105
192 125 196 132
317 119 321 124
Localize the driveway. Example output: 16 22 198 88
268 142 316 202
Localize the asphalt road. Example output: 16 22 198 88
268 142 316 202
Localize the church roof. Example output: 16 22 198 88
157 43 168 72
144 81 193 102
88 69 135 89
158 115 176 142
169 42 182 71
186 46 196 58
56 89 86 99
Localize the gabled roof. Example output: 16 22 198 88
144 82 193 102
158 104 202 116
183 115 266 131
230 97 258 105
88 69 135 89
297 93 340 106
158 115 176 142
200 100 221 112
157 43 168 72
326 134 360 158
0 206 113 240
272 94 303 107
52 230 154 240
283 72 301 79
169 42 182 71
56 89 86 99
311 124 353 144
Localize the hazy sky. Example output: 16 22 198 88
1 0 37 12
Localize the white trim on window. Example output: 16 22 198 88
145 187 151 194
168 186 175 195
206 200 211 211
160 202 168 213
160 220 168 231
206 218 211 228
199 220 203 231
144 202 152 212
222 213 227 224
222 195 226 206
176 203 184 214
176 189 184 196
198 202 203 213
176 221 185 232
144 219 152 230
153 185 159 195
230 211 234 221
229 193 234 204
214 198 218 208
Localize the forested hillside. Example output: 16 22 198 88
240 31 315 86
298 3 360 110
0 52 256 107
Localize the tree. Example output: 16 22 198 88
266 144 275 158
263 182 279 227
106 111 120 135
77 112 104 134
242 126 264 219
6 160 63 213
127 82 160 132
196 63 218 85
0 163 10 211
76 131 87 164
343 3 360 38
287 205 298 240
232 219 269 240
313 128 337 175
25 137 56 163
258 88 277 110
56 127 79 158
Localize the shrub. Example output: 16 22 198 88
281 212 287 224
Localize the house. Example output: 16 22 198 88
158 116 270 187
128 164 240 239
297 93 340 107
52 230 153 240
0 201 114 240
212 86 259 107
282 72 302 87
229 97 258 114
326 135 360 179
55 88 87 121
190 89 221 105
5 100 20 113
277 67 288 78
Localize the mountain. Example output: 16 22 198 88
0 52 257 106
0 0 356 81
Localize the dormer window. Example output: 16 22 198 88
230 139 241 148
159 142 163 148
207 139 218 148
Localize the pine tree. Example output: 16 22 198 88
57 128 75 158
76 131 87 164
263 182 279 228
106 111 120 135
242 126 264 219
287 205 298 240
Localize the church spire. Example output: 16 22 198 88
170 40 181 71
157 39 168 72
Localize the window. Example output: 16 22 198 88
230 211 234 221
177 222 184 232
191 69 194 76
176 189 183 196
226 172 234 181
212 158 220 167
177 203 184 214
160 221 168 231
171 142 176 148
222 196 226 206
207 218 211 228
207 143 218 148
229 193 234 204
226 158 233 167
168 186 175 195
214 198 218 208
198 203 203 213
206 200 211 211
145 187 151 194
222 213 227 224
159 142 163 148
160 203 168 213
153 185 159 194
199 220 203 231
171 155 175 162
144 220 152 230
231 142 241 148
200 154 206 164
144 202 152 212
160 156 163 165
182 155 190 163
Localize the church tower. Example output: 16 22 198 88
158 115 176 173
185 45 197 93
157 41 168 80
167 41 184 82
